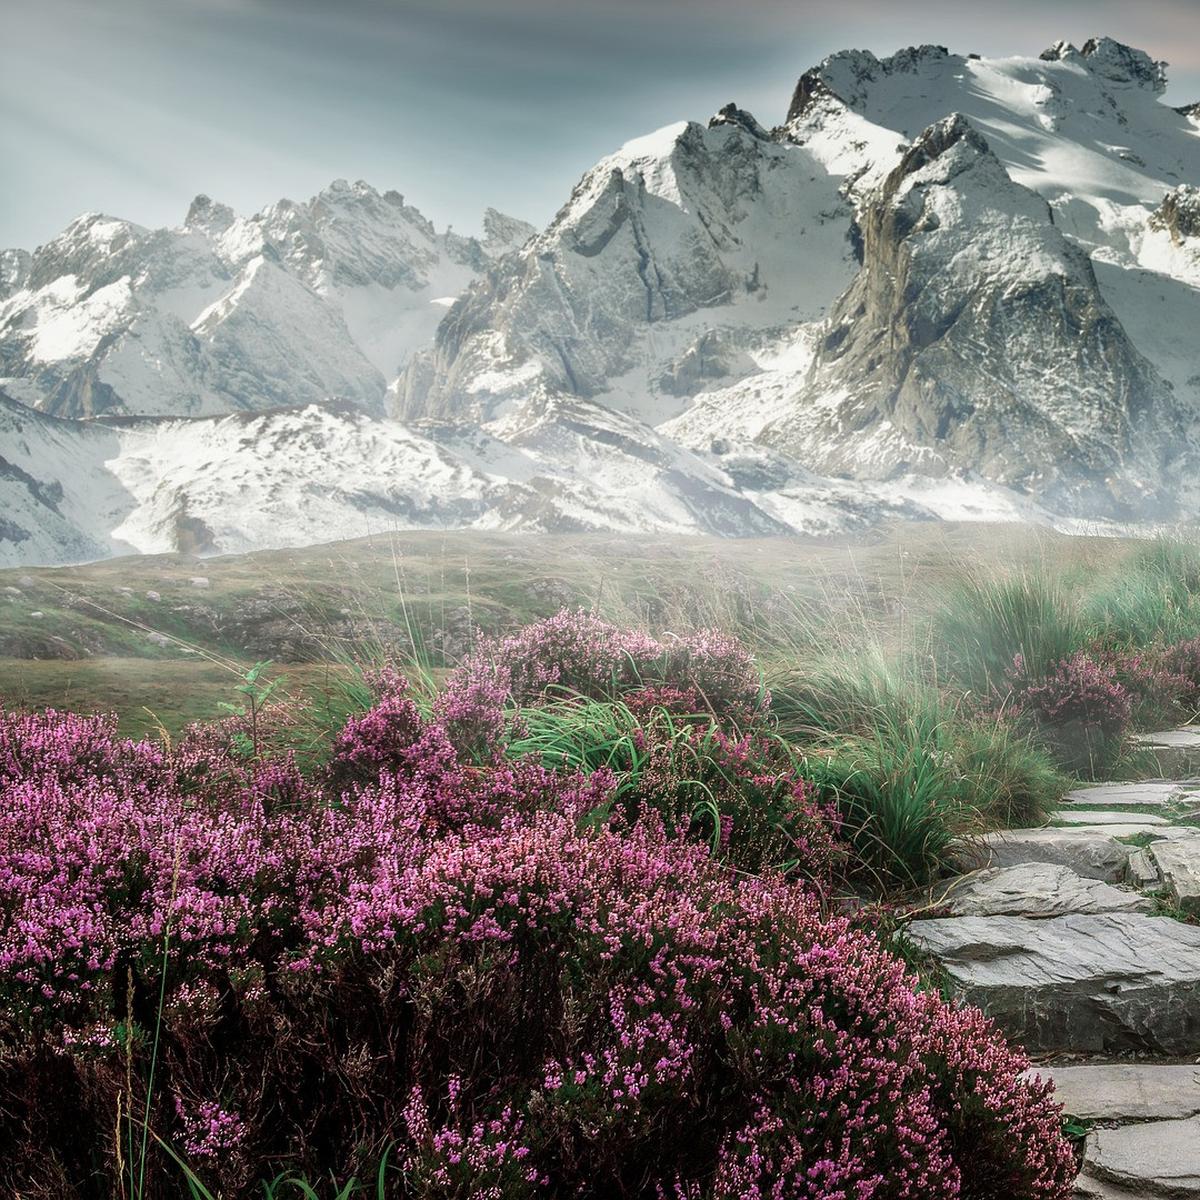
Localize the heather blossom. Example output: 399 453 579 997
0 623 1074 1198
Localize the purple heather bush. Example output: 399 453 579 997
0 626 1075 1199
1009 651 1132 776
440 610 767 749
1158 636 1200 715
1094 646 1189 731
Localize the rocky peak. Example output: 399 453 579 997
0 248 31 299
787 45 953 122
1079 37 1167 93
761 112 1182 519
26 213 147 293
185 194 235 236
1150 185 1200 245
708 103 769 140
1038 40 1085 64
890 113 991 184
481 208 536 257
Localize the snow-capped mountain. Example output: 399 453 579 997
2 36 1199 566
0 181 524 419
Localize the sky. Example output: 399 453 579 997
3 0 1199 250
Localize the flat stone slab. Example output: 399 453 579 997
1066 824 1200 841
980 828 1135 882
1053 809 1169 826
1064 782 1192 809
1031 1064 1200 1123
906 913 1200 1054
1135 728 1200 749
1083 1115 1200 1196
1150 839 1200 915
941 864 1151 919
1075 1172 1164 1199
1131 733 1200 776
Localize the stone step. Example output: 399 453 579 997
1132 729 1200 777
1053 809 1169 826
1063 781 1197 809
941 864 1151 919
978 826 1200 883
1077 1116 1200 1197
1032 1063 1200 1123
906 912 1200 1054
978 828 1143 882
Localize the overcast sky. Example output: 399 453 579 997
3 0 1198 250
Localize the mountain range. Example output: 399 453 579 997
2 36 1199 566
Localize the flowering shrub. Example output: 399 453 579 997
0 648 1073 1198
1094 646 1189 731
1159 636 1200 715
440 610 767 755
1009 651 1132 776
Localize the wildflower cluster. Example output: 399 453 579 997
0 619 1074 1199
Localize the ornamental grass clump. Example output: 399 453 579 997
0 630 1075 1199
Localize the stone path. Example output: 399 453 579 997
906 741 1200 1196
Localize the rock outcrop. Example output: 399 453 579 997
761 114 1186 519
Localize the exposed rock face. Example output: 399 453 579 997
907 912 1200 1054
786 44 952 122
1151 185 1200 245
0 249 30 300
760 114 1185 519
1079 37 1168 93
394 117 855 425
481 208 536 257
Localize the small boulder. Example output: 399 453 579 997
190 576 210 589
1126 847 1160 888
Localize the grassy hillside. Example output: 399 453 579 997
0 522 1177 735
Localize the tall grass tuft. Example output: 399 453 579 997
933 571 1086 695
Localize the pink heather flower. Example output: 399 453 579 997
0 636 1073 1198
